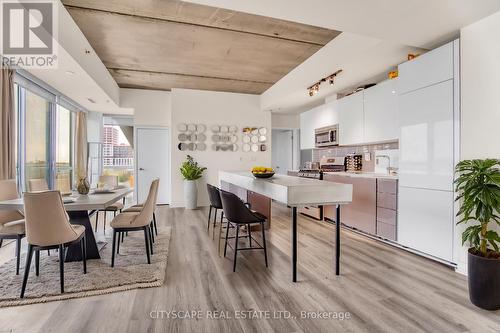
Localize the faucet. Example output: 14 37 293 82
376 155 391 174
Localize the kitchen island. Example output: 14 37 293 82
219 171 353 282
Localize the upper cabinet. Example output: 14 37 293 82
338 79 398 146
299 101 338 149
363 79 399 143
398 43 454 95
338 91 364 145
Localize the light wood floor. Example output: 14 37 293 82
0 203 499 333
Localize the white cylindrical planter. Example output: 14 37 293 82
184 180 198 209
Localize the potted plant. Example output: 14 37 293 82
180 155 207 209
455 159 500 310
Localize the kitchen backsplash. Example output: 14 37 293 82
312 142 399 172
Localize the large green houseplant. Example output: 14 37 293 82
180 155 206 209
455 159 500 310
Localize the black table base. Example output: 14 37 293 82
291 204 341 282
65 210 101 262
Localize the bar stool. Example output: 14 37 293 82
206 184 224 240
220 190 268 272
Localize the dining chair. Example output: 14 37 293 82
21 191 87 298
220 190 268 272
94 175 124 233
110 179 159 267
122 178 160 238
27 178 49 192
206 184 224 238
0 180 25 275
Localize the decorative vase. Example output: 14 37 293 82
76 177 90 195
184 180 198 209
468 249 500 310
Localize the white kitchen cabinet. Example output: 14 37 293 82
338 91 364 145
399 80 454 191
398 187 454 262
299 101 338 149
398 42 454 95
364 79 399 143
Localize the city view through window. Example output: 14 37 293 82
102 124 134 188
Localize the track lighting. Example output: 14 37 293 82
307 69 342 97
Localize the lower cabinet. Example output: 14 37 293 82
323 174 377 234
376 179 398 241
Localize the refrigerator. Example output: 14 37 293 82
397 41 458 263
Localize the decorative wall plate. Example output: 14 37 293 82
211 125 220 133
242 143 251 152
197 134 207 142
211 134 220 142
187 142 196 151
178 143 187 151
251 128 259 135
220 125 229 133
250 135 259 143
187 124 197 132
229 125 238 133
251 144 259 152
196 124 206 133
230 144 238 152
230 135 238 143
242 135 251 143
178 133 188 141
190 134 198 142
197 143 206 151
177 123 187 132
258 127 267 135
259 135 267 142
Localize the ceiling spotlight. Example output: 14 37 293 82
307 69 342 97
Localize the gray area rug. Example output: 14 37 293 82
0 227 171 307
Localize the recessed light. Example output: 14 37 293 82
391 90 396 94
87 98 96 104
65 70 75 75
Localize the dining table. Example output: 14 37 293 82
0 188 133 262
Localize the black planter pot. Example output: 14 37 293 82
468 249 500 310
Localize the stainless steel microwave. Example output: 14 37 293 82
315 125 339 147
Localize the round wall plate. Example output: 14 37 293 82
251 144 259 152
251 128 259 135
187 142 196 151
220 125 229 133
187 124 197 132
230 144 238 152
258 127 267 135
197 124 206 133
197 133 207 142
229 125 238 133
242 143 251 152
211 125 220 133
178 133 188 141
259 135 267 142
211 134 220 142
190 134 197 142
242 135 251 143
178 142 187 151
250 135 259 143
197 143 206 151
230 135 238 143
212 144 218 151
177 123 187 132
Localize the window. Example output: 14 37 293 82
102 117 134 188
14 72 82 192
24 88 51 190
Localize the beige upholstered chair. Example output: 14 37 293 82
110 179 159 267
21 191 87 298
123 179 160 237
95 175 124 233
0 180 25 275
27 178 49 192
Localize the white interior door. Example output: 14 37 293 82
272 130 293 174
136 128 170 204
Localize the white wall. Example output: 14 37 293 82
86 111 102 142
120 89 171 127
171 89 271 207
300 100 339 149
457 10 500 274
271 113 300 129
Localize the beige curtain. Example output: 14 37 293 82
0 66 15 180
75 111 88 181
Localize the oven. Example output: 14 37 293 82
297 169 323 220
315 124 339 148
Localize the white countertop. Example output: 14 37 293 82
219 171 352 206
323 171 398 180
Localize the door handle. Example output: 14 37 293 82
139 168 145 171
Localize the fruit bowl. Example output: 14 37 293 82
252 172 275 179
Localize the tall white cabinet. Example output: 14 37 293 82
397 40 459 263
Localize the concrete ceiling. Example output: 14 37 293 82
62 0 341 95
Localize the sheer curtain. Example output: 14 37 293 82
75 111 88 181
0 66 15 180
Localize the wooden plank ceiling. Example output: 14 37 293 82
63 0 341 94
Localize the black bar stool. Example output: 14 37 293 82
206 184 225 240
220 190 268 272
